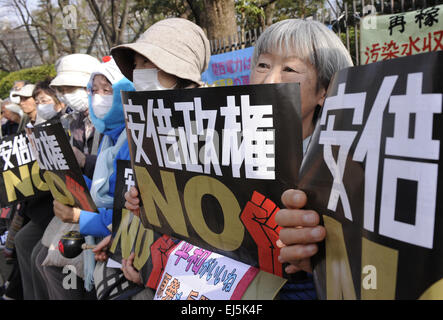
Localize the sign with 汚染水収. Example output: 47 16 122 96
360 4 443 64
121 83 303 278
299 51 443 299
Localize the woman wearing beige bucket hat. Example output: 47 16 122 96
52 17 211 299
111 17 210 91
114 17 211 222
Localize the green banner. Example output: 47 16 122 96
360 4 443 64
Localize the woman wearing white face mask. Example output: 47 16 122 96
50 54 101 180
32 80 65 125
51 56 136 299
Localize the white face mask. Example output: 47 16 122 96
133 68 175 91
37 103 58 120
92 94 113 119
63 88 89 112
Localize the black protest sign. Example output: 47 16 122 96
109 160 140 262
122 83 303 277
0 130 50 206
26 120 98 212
109 159 176 290
298 51 443 299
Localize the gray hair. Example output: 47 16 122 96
252 19 353 91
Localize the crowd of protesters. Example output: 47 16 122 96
0 17 353 300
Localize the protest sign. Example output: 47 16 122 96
0 131 49 206
201 47 254 87
154 240 259 300
299 51 443 299
26 120 97 212
361 4 443 64
122 83 303 277
109 160 173 289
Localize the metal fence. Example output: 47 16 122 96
209 0 443 65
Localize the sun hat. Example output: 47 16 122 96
10 84 36 98
50 54 101 88
110 18 210 86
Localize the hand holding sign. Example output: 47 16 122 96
276 189 326 274
122 252 142 285
53 200 81 223
124 186 140 217
93 234 112 262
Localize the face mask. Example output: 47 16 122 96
92 94 113 119
133 68 175 91
63 88 89 112
37 103 58 120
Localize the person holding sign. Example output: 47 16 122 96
248 19 353 299
51 56 136 298
33 80 66 125
110 18 211 295
50 54 101 180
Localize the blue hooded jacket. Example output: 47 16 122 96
79 76 134 237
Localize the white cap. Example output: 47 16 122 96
5 103 23 116
10 84 36 98
50 54 101 88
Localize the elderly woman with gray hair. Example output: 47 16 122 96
248 19 353 299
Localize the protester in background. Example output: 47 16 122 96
50 53 101 179
10 81 57 299
52 56 137 299
33 80 65 125
110 17 210 298
9 80 29 105
9 81 31 131
0 98 24 300
19 54 101 300
11 84 37 125
1 100 22 137
248 19 353 299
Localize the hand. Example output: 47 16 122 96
124 186 140 217
53 200 81 223
275 189 326 274
92 235 112 262
121 252 142 285
72 146 86 168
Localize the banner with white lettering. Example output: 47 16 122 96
298 51 443 299
0 131 49 206
122 83 303 277
26 121 98 212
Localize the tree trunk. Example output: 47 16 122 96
201 0 237 41
264 2 275 27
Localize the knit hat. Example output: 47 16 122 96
50 54 101 88
111 18 210 86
